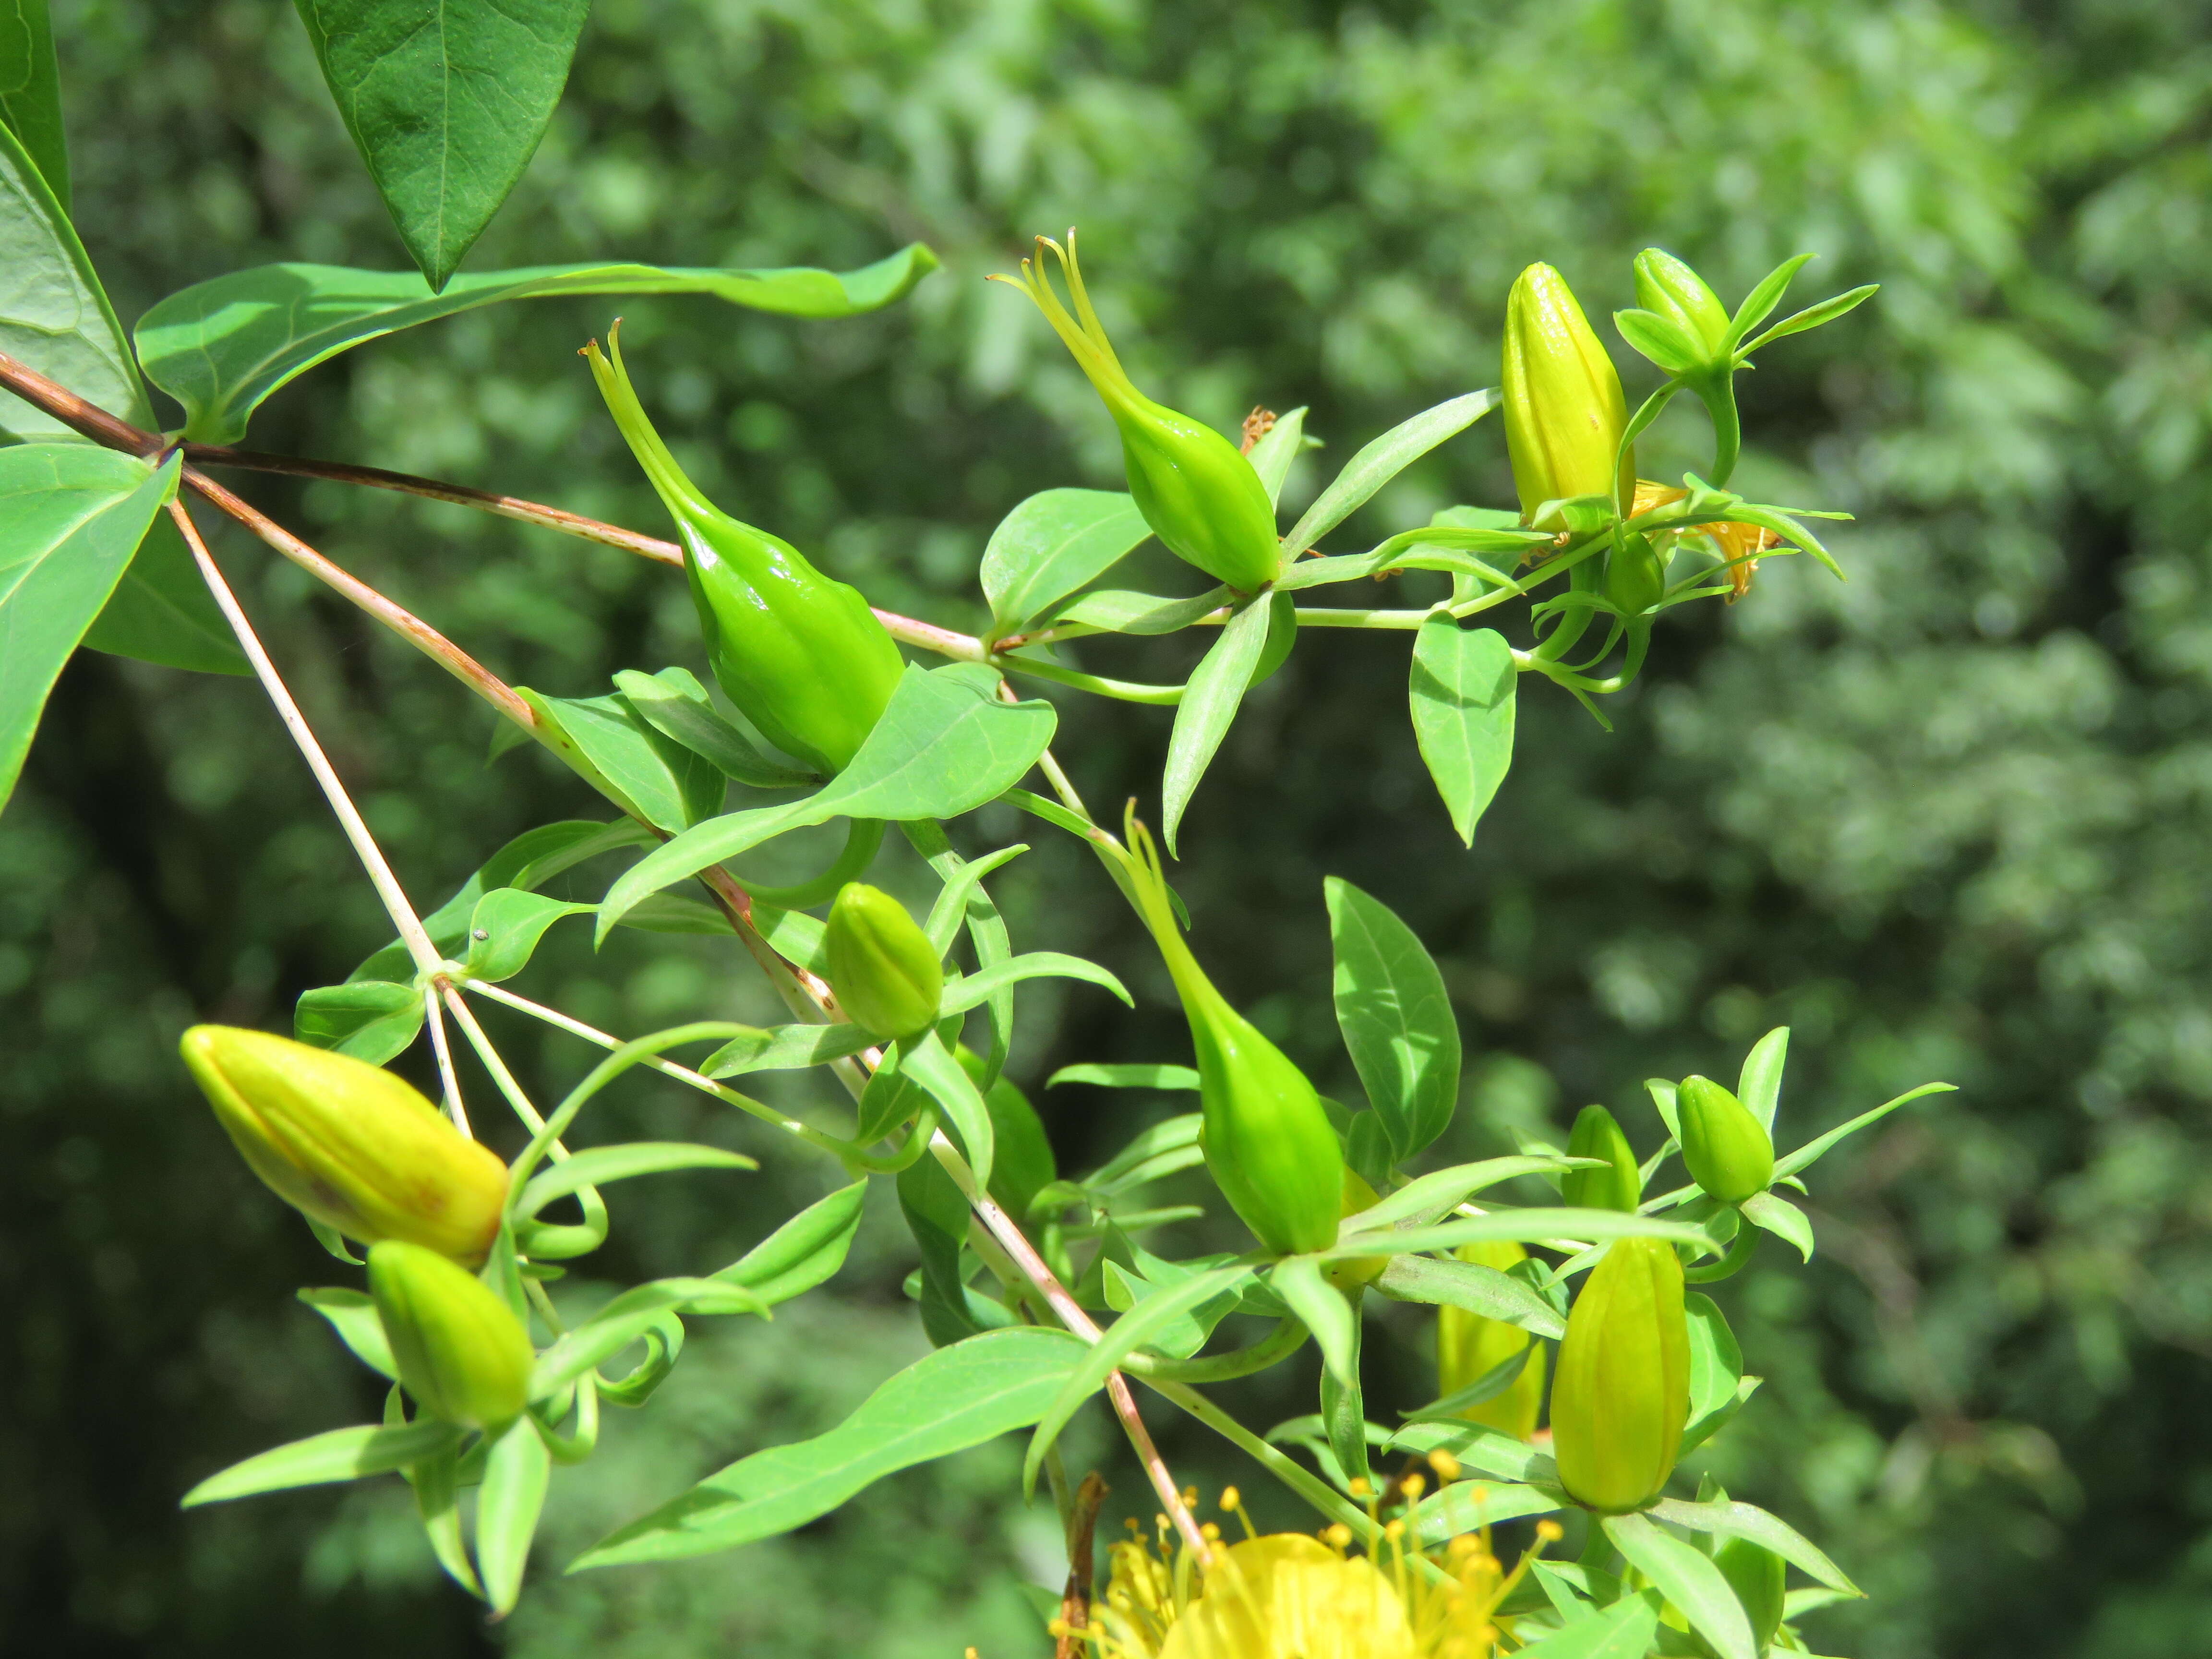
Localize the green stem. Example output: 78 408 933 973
729 817 885 908
992 653 1187 704
1122 1317 1309 1383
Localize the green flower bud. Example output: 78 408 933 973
1677 1075 1775 1204
1437 1238 1547 1441
825 883 943 1042
1120 815 1343 1255
1550 1236 1690 1514
586 328 904 774
1602 531 1667 615
1633 249 1732 361
995 234 1282 593
180 1026 507 1264
1714 1537 1788 1652
367 1241 534 1430
1562 1104 1642 1213
1502 263 1635 517
1324 1168 1392 1292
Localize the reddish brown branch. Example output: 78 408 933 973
0 351 163 456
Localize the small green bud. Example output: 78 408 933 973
1436 1238 1546 1441
180 1026 507 1263
585 329 904 774
1714 1537 1788 1652
1677 1075 1775 1204
825 883 944 1042
1562 1104 1642 1213
1502 263 1634 517
1602 531 1667 615
995 233 1282 593
367 1241 534 1430
1550 1236 1690 1514
1633 249 1732 361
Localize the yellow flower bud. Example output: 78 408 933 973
368 1241 533 1430
824 883 944 1042
1502 263 1634 517
1436 1238 1546 1441
1550 1236 1689 1513
1562 1104 1642 1213
1677 1075 1775 1205
180 1026 507 1263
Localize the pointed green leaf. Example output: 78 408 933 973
1325 877 1461 1162
938 951 1131 1018
298 1286 397 1379
613 667 817 789
1736 1028 1790 1132
1408 1479 1560 1543
900 1028 995 1193
1722 253 1816 352
712 1180 869 1306
180 1421 463 1506
1161 595 1273 854
1614 308 1705 375
475 1415 551 1615
523 689 725 834
1774 1082 1954 1179
459 887 597 983
1515 1592 1662 1659
1282 390 1499 558
1739 1190 1814 1261
1345 1156 1584 1233
1740 285 1879 356
1052 586 1229 636
515 1142 756 1220
0 0 67 206
530 1277 769 1401
1409 619 1515 847
411 1443 483 1598
1047 1063 1200 1093
981 489 1153 638
81 516 252 676
1270 1256 1358 1386
1603 1512 1755 1659
1647 1495 1859 1596
1331 1209 1715 1261
700 1022 873 1079
295 979 424 1063
1375 1253 1566 1341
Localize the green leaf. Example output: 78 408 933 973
1409 619 1515 848
180 1420 463 1507
576 1327 1085 1567
1346 1156 1585 1232
1647 1495 1859 1596
0 447 177 810
515 1142 756 1220
1514 1592 1662 1659
1324 877 1461 1163
922 843 1028 956
295 979 423 1063
410 1441 482 1598
712 1180 869 1306
530 1277 768 1401
80 516 252 676
1722 254 1816 353
1388 1419 1551 1484
898 1146 1002 1345
0 0 67 207
1052 586 1228 636
1774 1082 1955 1179
900 1028 996 1193
459 887 597 983
938 952 1132 1018
1736 1027 1790 1132
1408 1479 1560 1543
1613 308 1706 375
1282 390 1499 558
1740 285 1878 357
1646 1077 1682 1139
136 246 940 445
520 688 724 834
1601 1513 1756 1659
1739 1190 1814 1262
612 667 817 789
291 0 590 289
597 664 1056 940
1683 1291 1743 1437
298 1286 397 1380
1329 1209 1716 1262
1269 1256 1358 1386
475 1415 551 1616
751 904 830 974
1161 595 1273 855
1375 1253 1566 1341
981 488 1152 638
1046 1063 1201 1093
700 1022 873 1079
1079 1114 1207 1199
0 120 150 438
610 893 734 935
1245 405 1310 507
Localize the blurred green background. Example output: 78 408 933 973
9 0 2212 1653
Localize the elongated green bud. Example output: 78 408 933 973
1502 263 1634 516
826 883 943 1041
368 1241 533 1430
1550 1236 1689 1513
585 328 904 773
994 233 1282 592
1562 1104 1642 1213
180 1026 507 1263
1437 1238 1546 1441
1119 814 1343 1254
1714 1537 1788 1652
1677 1075 1775 1204
1633 249 1731 361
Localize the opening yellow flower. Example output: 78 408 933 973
1631 481 1778 602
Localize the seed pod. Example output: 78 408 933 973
1121 815 1343 1255
1502 263 1635 517
1324 1169 1392 1292
825 883 944 1042
180 1026 507 1263
1436 1238 1546 1441
1676 1075 1775 1204
1550 1236 1690 1514
1562 1104 1642 1214
1633 249 1732 361
995 233 1282 592
1602 531 1667 615
368 1241 534 1430
585 329 903 774
1714 1537 1788 1652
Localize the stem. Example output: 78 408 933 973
0 350 161 455
423 984 471 1135
994 654 1186 704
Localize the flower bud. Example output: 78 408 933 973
995 234 1282 593
586 328 903 774
825 883 944 1042
180 1025 507 1263
1550 1236 1689 1514
1602 531 1666 615
1633 249 1732 361
1502 263 1634 517
1436 1238 1546 1441
1324 1169 1392 1292
1121 816 1343 1255
368 1241 534 1430
1676 1075 1774 1204
1561 1104 1642 1213
1714 1538 1788 1652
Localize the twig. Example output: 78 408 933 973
423 984 472 1135
0 350 162 455
1055 1472 1109 1658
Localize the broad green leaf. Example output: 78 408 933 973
298 1286 397 1379
981 489 1152 638
0 120 149 438
530 1277 768 1400
180 1420 462 1506
1740 1190 1814 1262
515 1142 756 1220
1161 595 1273 854
701 1022 873 1079
1602 1513 1755 1659
597 664 1056 939
752 904 830 974
1099 1255 1243 1359
522 689 724 834
295 979 423 1063
1281 390 1499 558
1408 1479 1560 1543
0 447 177 809
1774 1082 1955 1179
1375 1253 1566 1341
292 0 589 289
1647 1495 1859 1595
1515 1592 1662 1659
938 951 1131 1017
1052 586 1228 636
1330 1208 1715 1262
576 1328 1085 1567
1047 1063 1201 1093
475 1415 551 1615
1345 1156 1585 1233
1245 405 1309 506
611 893 733 934
1325 877 1461 1163
1684 1291 1743 1433
900 1028 996 1192
81 516 251 675
1736 1027 1790 1132
460 887 596 983
612 667 815 789
136 245 940 445
0 0 66 207
1269 1256 1358 1386
1409 618 1515 847
712 1179 869 1305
